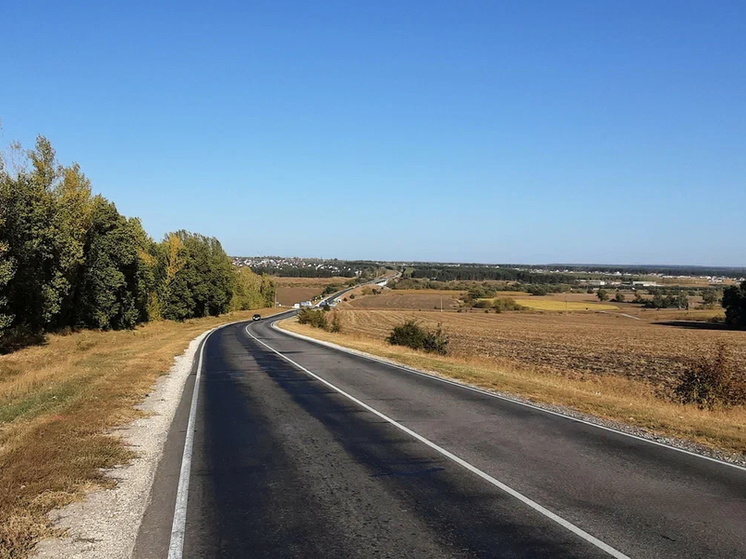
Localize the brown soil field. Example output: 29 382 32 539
276 287 323 306
271 276 351 288
328 309 746 391
344 289 464 310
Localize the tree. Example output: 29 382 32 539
722 281 746 329
74 197 152 329
160 231 235 320
597 289 609 302
701 290 718 308
613 291 625 303
231 268 276 310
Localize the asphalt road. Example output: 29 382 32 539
134 315 746 559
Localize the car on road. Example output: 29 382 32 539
252 314 261 321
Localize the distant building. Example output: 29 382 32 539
586 280 606 287
632 281 658 288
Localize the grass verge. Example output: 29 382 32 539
278 318 746 457
0 308 283 559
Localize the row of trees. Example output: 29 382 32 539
0 136 274 346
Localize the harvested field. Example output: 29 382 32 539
345 289 464 310
513 298 619 311
276 287 323 306
326 309 746 391
271 276 351 288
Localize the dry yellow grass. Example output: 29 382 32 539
0 307 284 559
513 298 619 311
279 318 746 457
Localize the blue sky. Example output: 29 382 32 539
2 1 744 265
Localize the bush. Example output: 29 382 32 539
597 289 609 302
674 343 746 409
492 297 524 312
297 308 328 330
330 312 342 333
386 320 449 355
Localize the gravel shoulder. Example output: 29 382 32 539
31 330 208 559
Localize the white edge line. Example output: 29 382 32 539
245 323 630 559
270 319 746 474
166 314 295 559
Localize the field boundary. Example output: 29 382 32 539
273 318 746 472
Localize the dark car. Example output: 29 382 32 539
252 314 261 321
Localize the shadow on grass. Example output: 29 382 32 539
655 320 737 331
0 327 48 354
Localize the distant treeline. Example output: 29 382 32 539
0 135 274 347
248 266 357 278
535 264 746 278
406 266 578 285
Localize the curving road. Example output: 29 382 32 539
134 314 746 559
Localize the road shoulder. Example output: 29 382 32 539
31 331 209 559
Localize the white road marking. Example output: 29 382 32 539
273 320 746 473
245 324 631 559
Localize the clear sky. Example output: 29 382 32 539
2 1 744 265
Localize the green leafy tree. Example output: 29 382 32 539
701 290 718 308
160 231 235 320
597 289 609 302
74 197 152 329
231 268 276 310
722 281 746 328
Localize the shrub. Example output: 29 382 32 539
597 289 609 302
613 291 625 302
422 323 449 355
297 308 328 330
674 343 746 409
330 312 342 333
386 320 449 355
492 297 524 312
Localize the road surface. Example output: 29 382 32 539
134 314 746 558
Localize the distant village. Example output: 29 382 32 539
232 256 364 276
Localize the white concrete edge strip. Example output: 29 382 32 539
246 325 630 559
166 325 210 559
271 320 746 474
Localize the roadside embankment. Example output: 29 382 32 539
0 308 282 559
